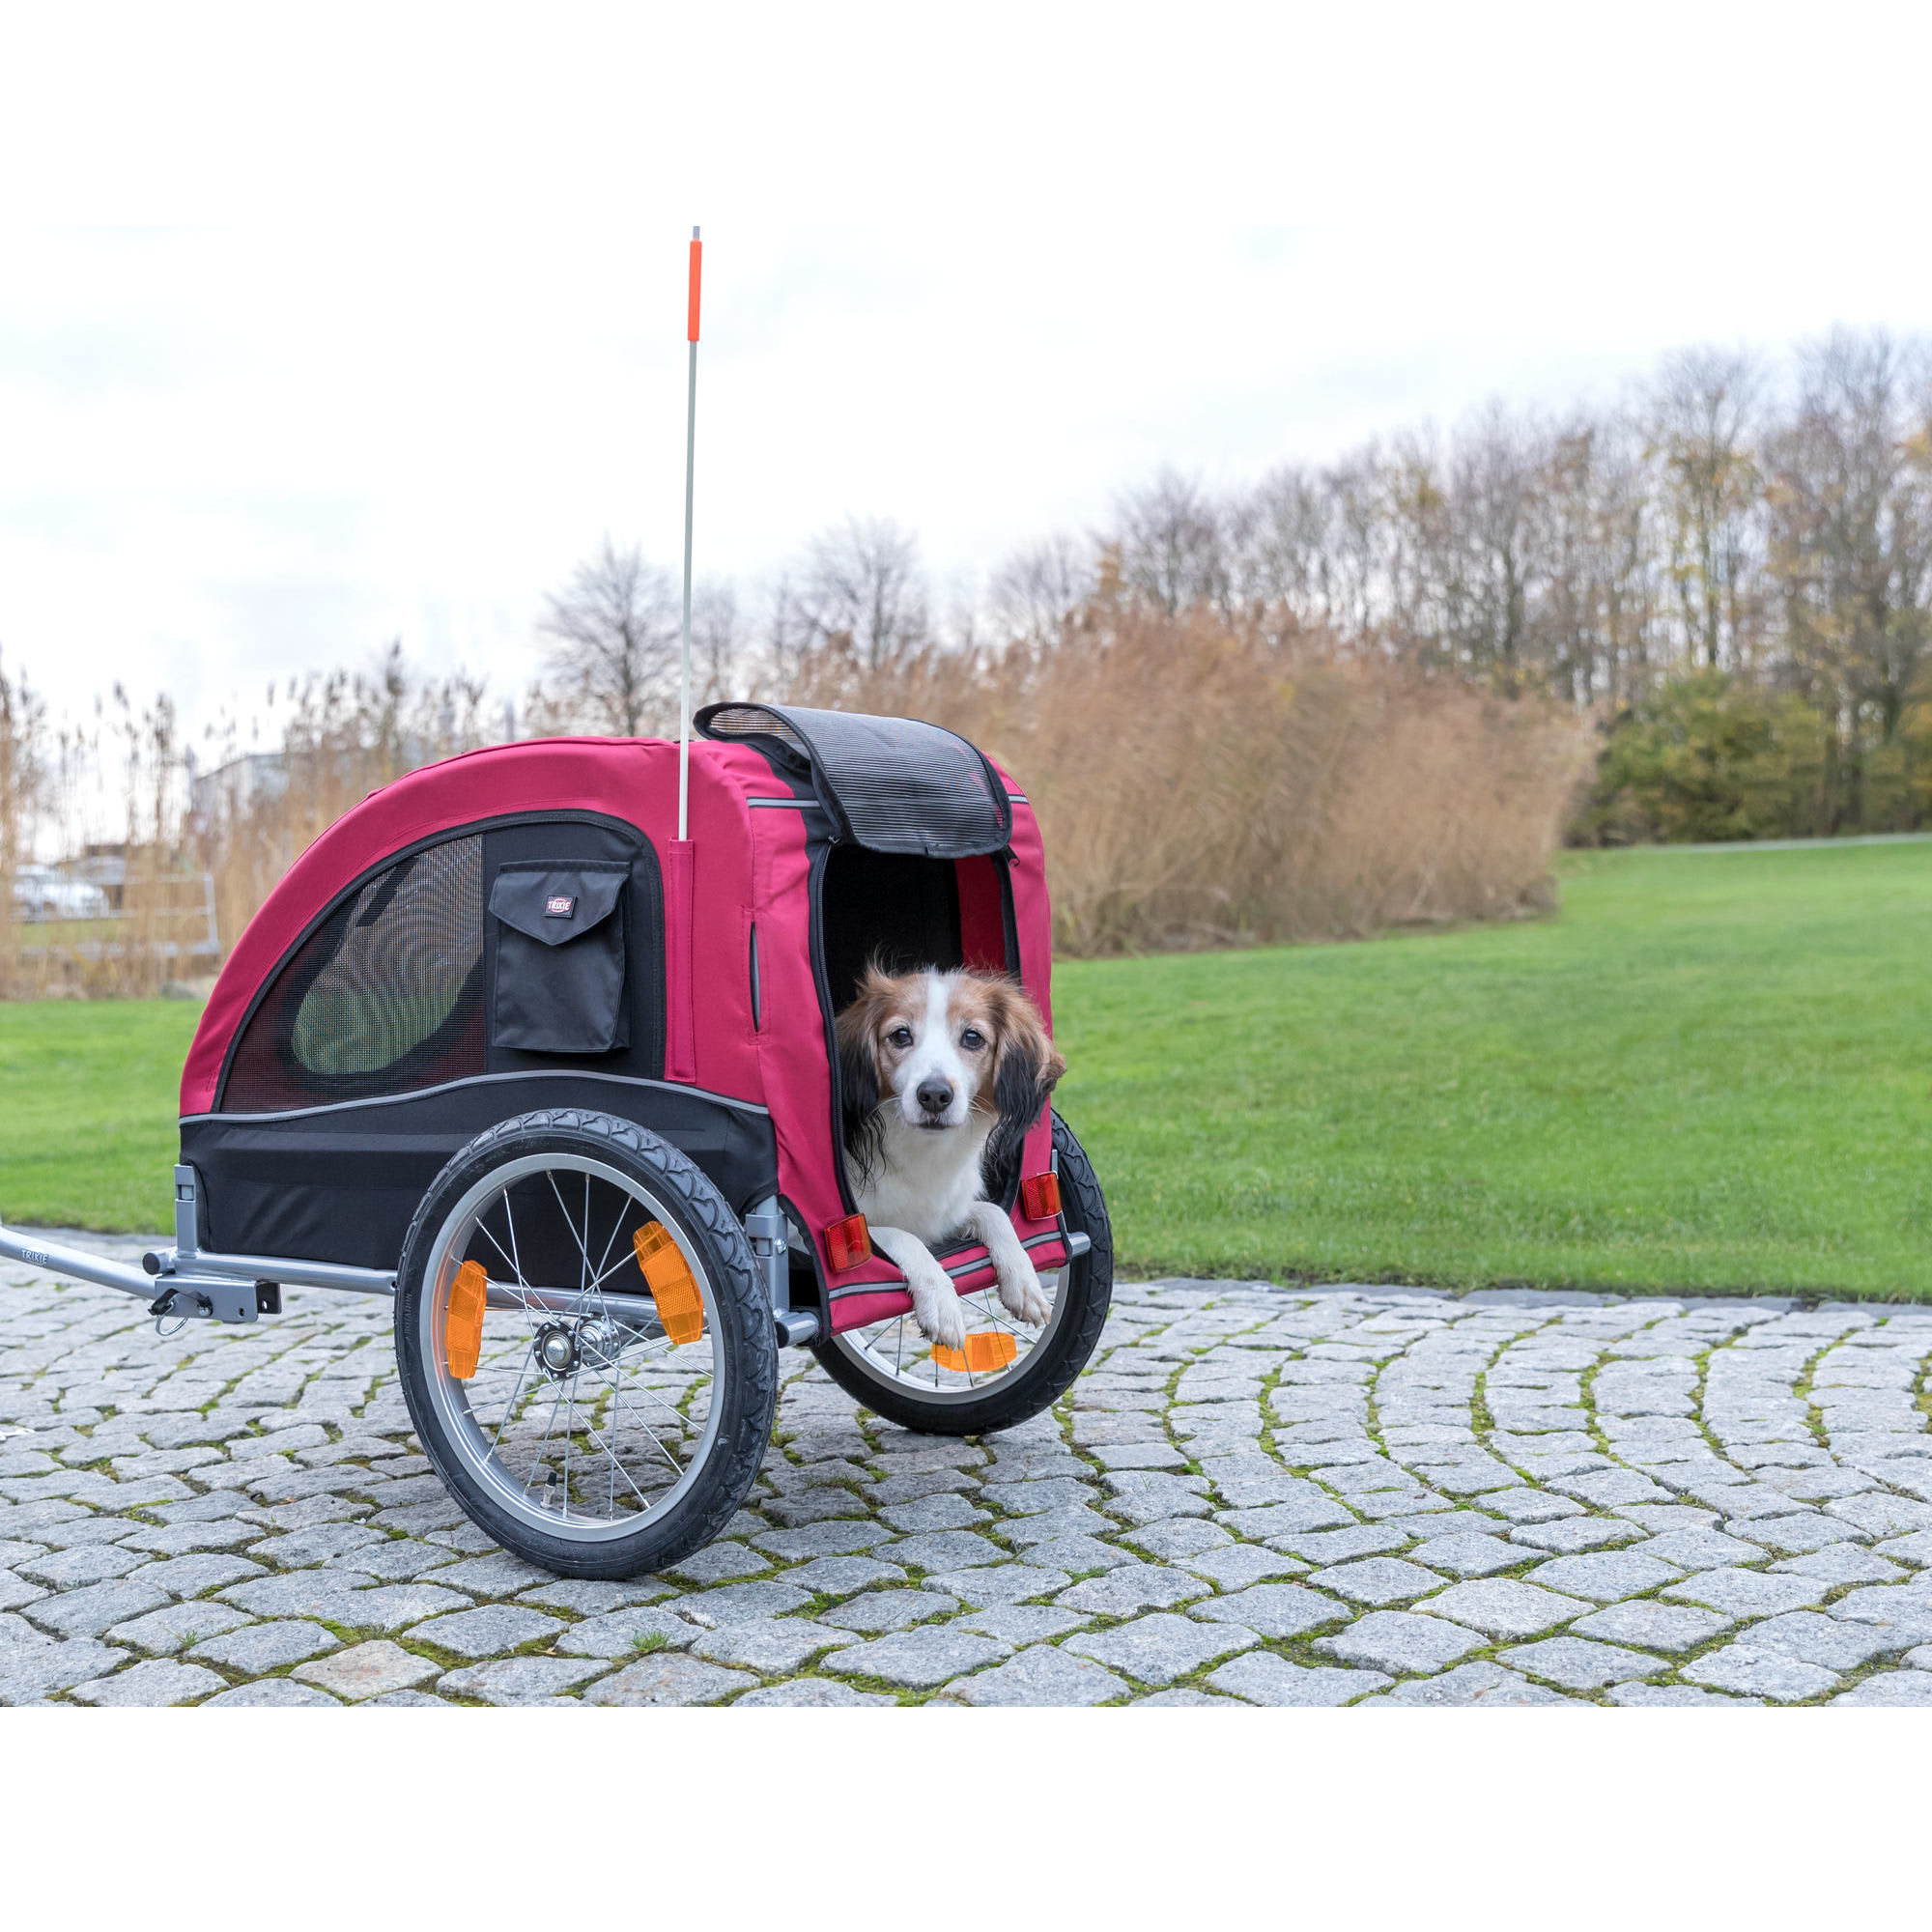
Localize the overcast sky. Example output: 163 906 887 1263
3 5 1929 759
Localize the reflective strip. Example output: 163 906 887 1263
179 1066 771 1127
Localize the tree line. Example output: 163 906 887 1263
538 326 1931 841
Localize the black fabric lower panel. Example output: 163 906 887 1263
181 1076 778 1273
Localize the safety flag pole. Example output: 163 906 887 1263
677 224 701 841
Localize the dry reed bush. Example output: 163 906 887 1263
788 611 1591 954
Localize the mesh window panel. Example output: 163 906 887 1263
222 836 486 1111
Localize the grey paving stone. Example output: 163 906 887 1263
1609 1682 1764 1707
429 1551 555 1597
1274 1525 1407 1564
1418 1579 1592 1640
1065 1611 1257 1687
1178 1544 1308 1588
1367 1662 1575 1706
1188 1582 1348 1639
778 1555 908 1598
732 1678 896 1707
408 1605 563 1658
1826 1582 1932 1640
1021 1534 1138 1574
980 1477 1100 1516
245 1522 388 1567
518 1578 678 1616
1681 1647 1842 1702
16 1542 147 1588
818 1589 959 1634
442 1657 615 1704
1309 1557 1446 1606
823 1625 1009 1689
294 1640 440 1701
1775 1545 1903 1586
552 1605 698 1659
1088 1442 1188 1471
311 1582 474 1633
1662 1569 1829 1619
679 1581 814 1628
1505 1518 1645 1555
752 1521 894 1562
930 1564 1072 1606
1208 1652 1390 1705
1003 1504 1121 1547
220 1572 380 1617
200 1678 343 1708
1522 1550 1683 1603
1831 1670 1932 1707
190 1619 340 1671
1569 1601 1733 1654
104 1599 255 1656
127 1553 267 1600
1734 1610 1899 1671
1407 1532 1534 1577
1500 1636 1661 1690
952 1644 1131 1706
664 1542 771 1584
0 1638 129 1704
879 1492 989 1534
690 1617 838 1674
71 1658 228 1706
1057 1564 1210 1617
952 1604 1092 1645
23 1577 170 1639
1316 1610 1485 1676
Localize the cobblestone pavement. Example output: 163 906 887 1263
6 1236 1932 1706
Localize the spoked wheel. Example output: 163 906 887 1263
811 1111 1113 1435
394 1109 777 1578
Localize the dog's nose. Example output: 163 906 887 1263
916 1077 954 1117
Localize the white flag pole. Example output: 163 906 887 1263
677 224 701 842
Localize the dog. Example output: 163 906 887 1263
837 965 1066 1350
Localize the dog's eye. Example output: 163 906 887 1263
886 1026 914 1049
959 1027 986 1051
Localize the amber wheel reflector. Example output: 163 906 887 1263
634 1221 706 1344
445 1259 488 1380
931 1331 1018 1375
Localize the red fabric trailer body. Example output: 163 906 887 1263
179 710 1066 1335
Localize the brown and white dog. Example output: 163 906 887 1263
837 966 1066 1350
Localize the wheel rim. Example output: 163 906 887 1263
415 1151 725 1545
826 1258 1074 1406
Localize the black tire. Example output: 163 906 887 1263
393 1108 777 1579
811 1110 1113 1435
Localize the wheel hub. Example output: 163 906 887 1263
533 1322 578 1377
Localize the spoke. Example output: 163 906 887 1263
522 1373 568 1497
483 1342 538 1457
606 1364 683 1476
550 1170 596 1289
502 1188 525 1285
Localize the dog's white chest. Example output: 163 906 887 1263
854 1115 991 1247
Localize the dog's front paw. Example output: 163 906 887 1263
911 1280 968 1350
996 1259 1052 1327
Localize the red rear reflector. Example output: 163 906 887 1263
1020 1172 1062 1220
825 1213 871 1271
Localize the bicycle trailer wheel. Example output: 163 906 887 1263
394 1108 777 1579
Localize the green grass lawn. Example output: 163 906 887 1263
5 838 1930 1295
0 999 201 1234
1054 839 1932 1299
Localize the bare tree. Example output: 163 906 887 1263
1647 346 1765 670
533 538 679 735
986 534 1095 647
791 517 931 672
1114 469 1231 618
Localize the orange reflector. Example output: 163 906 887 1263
633 1221 705 1344
931 1331 1019 1375
824 1212 871 1272
445 1259 488 1380
1020 1172 1062 1220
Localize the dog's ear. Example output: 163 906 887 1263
983 980 1065 1182
836 969 891 1184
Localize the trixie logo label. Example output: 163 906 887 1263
545 895 576 918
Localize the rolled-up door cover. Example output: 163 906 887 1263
489 863 630 1054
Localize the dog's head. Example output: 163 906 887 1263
837 966 1066 1184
